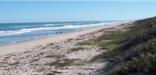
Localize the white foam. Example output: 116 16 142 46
0 22 122 36
44 24 55 26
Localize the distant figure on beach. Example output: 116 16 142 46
59 31 63 34
56 31 63 35
56 32 59 35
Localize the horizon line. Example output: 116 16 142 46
0 20 126 24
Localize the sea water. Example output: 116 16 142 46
0 21 120 46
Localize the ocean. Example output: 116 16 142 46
0 21 120 46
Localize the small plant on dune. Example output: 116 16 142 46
70 47 85 52
91 54 103 61
46 58 77 67
100 71 120 75
77 40 96 45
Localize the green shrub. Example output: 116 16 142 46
78 40 96 45
91 53 104 61
70 47 85 52
100 71 120 75
46 59 77 67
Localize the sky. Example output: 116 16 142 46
0 1 156 23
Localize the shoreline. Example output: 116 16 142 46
0 22 129 75
0 23 124 55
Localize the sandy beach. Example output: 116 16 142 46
0 1 154 75
0 22 128 75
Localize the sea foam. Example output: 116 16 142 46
0 22 119 36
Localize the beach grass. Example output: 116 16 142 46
70 47 85 52
46 58 77 67
77 40 96 45
98 17 156 75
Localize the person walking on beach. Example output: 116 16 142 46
56 32 59 35
56 31 63 35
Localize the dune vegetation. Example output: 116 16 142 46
94 17 156 75
77 17 156 75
